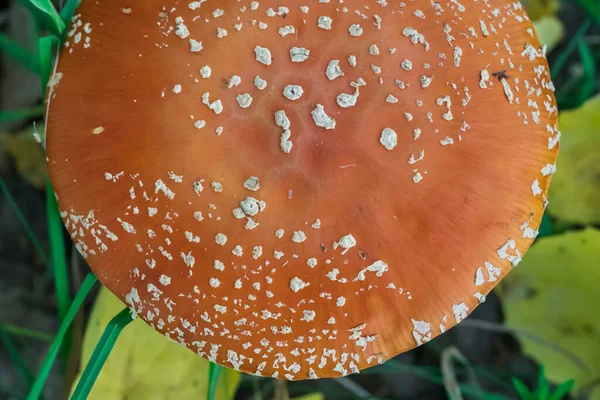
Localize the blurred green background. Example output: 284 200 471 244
0 0 599 399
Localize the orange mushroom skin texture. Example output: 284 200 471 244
47 0 559 380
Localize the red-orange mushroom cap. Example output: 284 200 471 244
46 0 559 380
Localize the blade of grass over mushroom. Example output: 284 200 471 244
27 273 98 400
71 308 134 400
0 324 54 342
59 0 81 36
207 363 223 400
17 0 65 37
0 176 49 265
0 106 45 123
47 181 72 358
0 34 41 73
0 329 36 391
576 41 596 106
38 36 57 92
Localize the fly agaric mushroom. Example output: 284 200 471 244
46 0 559 380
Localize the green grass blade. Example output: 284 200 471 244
27 273 98 400
59 0 81 31
576 0 600 24
70 308 133 400
17 0 65 37
0 176 49 265
512 378 535 400
0 329 36 390
39 36 57 95
551 19 592 80
576 40 596 105
207 363 223 400
0 324 54 342
537 213 553 238
548 379 575 400
0 34 40 74
0 106 45 123
46 182 71 357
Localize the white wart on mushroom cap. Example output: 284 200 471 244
47 0 559 380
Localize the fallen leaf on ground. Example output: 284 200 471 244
548 94 600 224
499 229 600 399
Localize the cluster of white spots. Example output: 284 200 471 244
380 128 398 150
290 47 310 62
497 239 522 267
452 303 469 323
254 46 272 65
411 319 432 345
402 27 429 50
283 85 304 101
311 105 336 130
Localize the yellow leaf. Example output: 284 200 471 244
548 94 600 224
0 125 47 189
521 0 560 21
72 287 241 400
499 229 600 399
533 16 564 53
